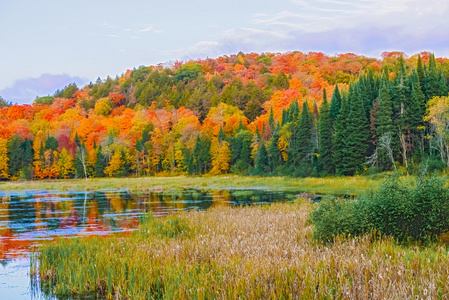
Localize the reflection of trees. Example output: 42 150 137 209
1 189 296 260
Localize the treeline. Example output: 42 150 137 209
0 51 448 180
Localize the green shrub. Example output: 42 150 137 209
311 176 449 243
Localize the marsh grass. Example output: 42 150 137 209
0 174 390 195
36 201 449 299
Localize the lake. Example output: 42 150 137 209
0 188 298 299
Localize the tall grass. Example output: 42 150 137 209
1 174 388 195
36 201 449 299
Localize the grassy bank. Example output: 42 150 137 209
0 174 402 195
37 201 449 299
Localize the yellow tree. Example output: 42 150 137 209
33 131 45 179
424 96 449 167
0 138 9 179
210 141 231 174
58 148 75 179
104 149 124 177
94 98 113 116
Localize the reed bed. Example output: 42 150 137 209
36 201 449 299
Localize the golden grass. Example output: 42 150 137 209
37 201 449 299
0 174 390 195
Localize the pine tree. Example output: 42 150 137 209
318 91 334 175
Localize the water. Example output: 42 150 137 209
0 188 297 299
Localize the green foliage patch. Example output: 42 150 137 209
311 176 449 243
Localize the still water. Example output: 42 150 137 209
0 188 297 299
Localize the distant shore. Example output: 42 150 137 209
0 174 416 195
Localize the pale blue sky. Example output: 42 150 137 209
1 0 448 104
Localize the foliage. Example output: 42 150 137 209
311 176 449 243
0 51 448 179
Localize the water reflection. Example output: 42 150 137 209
0 189 295 260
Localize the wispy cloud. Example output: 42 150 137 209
179 0 449 60
0 74 88 105
139 25 161 33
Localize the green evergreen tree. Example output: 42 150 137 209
75 143 88 179
330 84 342 121
192 135 211 174
333 93 349 175
318 91 334 175
343 85 370 175
218 126 225 142
45 136 58 151
288 102 312 174
439 74 448 96
417 55 427 97
95 145 106 177
376 82 395 170
281 108 289 125
229 130 253 174
254 143 270 175
268 128 283 172
426 53 440 99
288 101 300 122
268 107 275 128
7 136 24 178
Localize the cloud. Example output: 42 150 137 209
181 0 449 59
0 74 88 105
139 25 161 33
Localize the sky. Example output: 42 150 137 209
1 0 448 104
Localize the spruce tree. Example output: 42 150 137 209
426 53 440 99
268 107 275 128
288 101 300 122
268 128 283 172
192 135 211 174
333 93 349 175
439 74 448 96
343 85 370 175
376 82 395 170
318 91 334 175
330 85 341 121
417 55 427 97
254 143 270 175
281 108 289 125
95 145 106 177
7 136 24 178
218 126 225 142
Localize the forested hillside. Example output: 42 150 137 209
0 51 448 180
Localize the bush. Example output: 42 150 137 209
311 176 449 243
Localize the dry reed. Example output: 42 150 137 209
37 201 449 299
